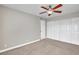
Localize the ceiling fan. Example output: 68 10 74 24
40 4 63 16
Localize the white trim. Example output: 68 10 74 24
0 39 41 53
47 37 79 46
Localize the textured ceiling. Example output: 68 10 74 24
2 4 79 19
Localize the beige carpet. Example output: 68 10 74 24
0 38 79 55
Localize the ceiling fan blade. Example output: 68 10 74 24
53 11 62 13
52 4 63 10
40 11 47 14
41 6 49 10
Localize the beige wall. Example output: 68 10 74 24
0 6 40 50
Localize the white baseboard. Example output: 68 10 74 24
0 39 41 53
1 38 78 54
47 37 79 46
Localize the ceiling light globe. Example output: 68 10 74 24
47 11 52 14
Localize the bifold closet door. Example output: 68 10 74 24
41 20 45 39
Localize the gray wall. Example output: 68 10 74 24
0 6 40 50
0 8 4 50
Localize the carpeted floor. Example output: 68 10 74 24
0 38 79 55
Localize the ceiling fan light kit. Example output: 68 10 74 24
47 10 52 14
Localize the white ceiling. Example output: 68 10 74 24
2 4 79 19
